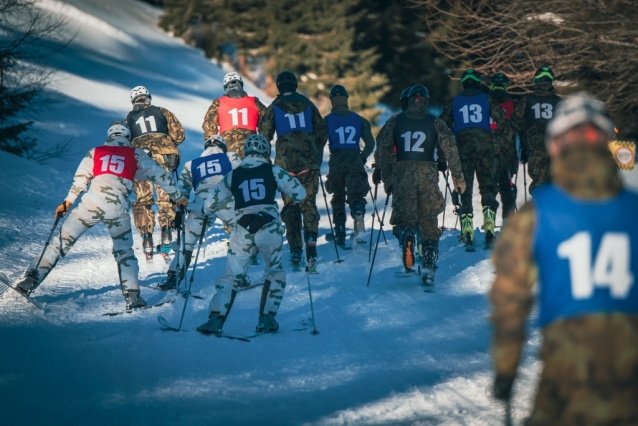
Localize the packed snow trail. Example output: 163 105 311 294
1 0 638 425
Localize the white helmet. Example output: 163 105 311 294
107 120 131 139
546 92 614 141
204 134 228 152
244 134 270 157
130 86 151 104
223 72 243 89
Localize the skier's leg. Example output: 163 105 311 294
328 158 347 245
255 221 286 316
299 170 320 263
155 182 175 252
105 213 140 293
132 179 155 235
20 203 99 292
207 225 254 318
476 155 499 245
345 157 370 238
392 167 419 270
281 192 302 251
417 166 444 280
459 154 476 246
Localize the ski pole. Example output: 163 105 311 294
298 203 319 335
175 206 187 293
176 215 208 332
523 163 528 203
505 400 513 426
366 194 391 287
440 170 450 231
318 174 342 263
368 187 387 245
30 216 62 276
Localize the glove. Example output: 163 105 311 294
361 153 368 166
384 183 393 196
55 200 72 218
172 209 184 231
372 168 382 185
520 147 529 164
175 196 188 209
493 375 515 402
437 160 447 173
455 179 467 194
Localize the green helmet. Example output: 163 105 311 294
534 66 555 83
460 69 483 84
329 84 348 98
490 73 509 91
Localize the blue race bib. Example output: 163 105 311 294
533 185 638 327
326 112 362 152
273 104 314 136
191 153 233 189
451 94 491 134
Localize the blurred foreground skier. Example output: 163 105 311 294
490 93 638 425
159 135 241 290
16 122 186 309
197 134 306 335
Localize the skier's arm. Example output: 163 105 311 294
360 116 376 162
255 98 268 133
178 162 193 196
488 97 511 138
273 166 306 203
66 149 95 204
258 105 276 142
510 97 526 134
312 104 328 160
228 152 242 169
135 150 181 201
161 107 185 145
203 174 234 213
438 100 454 129
490 202 537 380
434 118 465 191
379 117 397 192
202 99 221 140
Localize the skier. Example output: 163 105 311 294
439 69 510 250
202 72 268 158
15 121 186 309
159 135 241 290
511 66 562 193
490 93 638 425
323 84 375 248
378 84 466 284
196 134 306 335
259 71 328 271
489 73 518 221
125 86 185 261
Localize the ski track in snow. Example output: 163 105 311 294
1 0 637 425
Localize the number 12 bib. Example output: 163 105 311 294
533 185 638 327
326 112 362 152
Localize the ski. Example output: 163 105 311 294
103 297 176 316
238 282 264 292
325 233 353 250
394 267 421 278
0 273 45 310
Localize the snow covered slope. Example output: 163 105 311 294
1 1 638 425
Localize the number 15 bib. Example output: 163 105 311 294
93 146 138 181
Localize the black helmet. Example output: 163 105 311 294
534 66 555 83
490 73 510 92
408 84 430 99
329 84 348 98
276 71 298 93
460 69 483 85
399 86 412 110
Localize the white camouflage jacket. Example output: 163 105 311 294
66 136 180 214
202 155 306 223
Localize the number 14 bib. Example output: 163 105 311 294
533 185 638 327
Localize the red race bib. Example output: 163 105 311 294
93 146 138 181
490 98 515 130
218 96 259 133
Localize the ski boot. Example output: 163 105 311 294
460 213 475 252
290 247 303 272
238 274 252 289
124 290 146 310
305 231 318 274
333 212 351 250
142 233 154 262
421 240 439 288
15 269 40 297
256 313 279 333
196 314 226 335
483 206 496 250
250 249 260 266
353 208 367 244
158 227 172 262
400 228 417 274
159 250 192 290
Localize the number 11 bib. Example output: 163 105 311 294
218 96 259 133
533 185 638 327
273 105 314 136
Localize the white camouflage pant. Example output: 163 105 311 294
168 199 234 273
28 200 139 292
208 219 286 317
